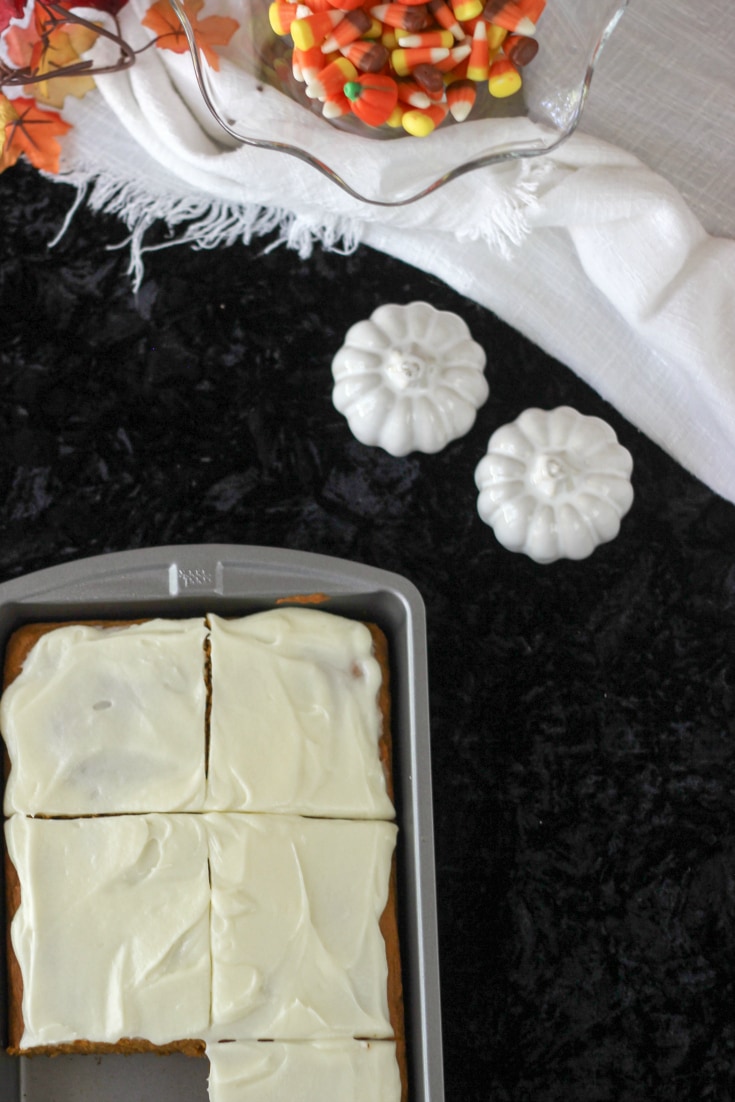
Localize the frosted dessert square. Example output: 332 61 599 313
1 619 208 815
206 1039 401 1102
206 609 394 818
206 813 397 1040
5 813 211 1051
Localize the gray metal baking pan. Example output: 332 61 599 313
0 545 443 1102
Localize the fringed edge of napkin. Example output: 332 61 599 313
453 155 554 253
47 165 364 290
47 162 550 290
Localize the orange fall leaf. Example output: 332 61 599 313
2 96 72 173
142 0 238 70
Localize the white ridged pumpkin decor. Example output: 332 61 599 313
475 406 634 563
331 302 488 457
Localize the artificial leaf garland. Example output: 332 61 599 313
0 0 240 173
4 4 98 105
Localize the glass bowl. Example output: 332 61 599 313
169 0 628 205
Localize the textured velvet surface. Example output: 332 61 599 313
2 162 735 1101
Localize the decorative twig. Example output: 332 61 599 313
0 0 153 89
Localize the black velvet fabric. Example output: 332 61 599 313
2 161 735 1101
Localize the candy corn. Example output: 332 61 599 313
391 45 450 76
502 32 538 65
446 77 476 119
397 78 432 107
465 18 489 81
370 3 428 30
322 90 353 115
521 0 546 20
291 43 326 81
290 8 343 50
411 61 445 96
488 54 522 96
305 55 358 98
395 28 454 47
340 38 390 70
401 100 448 135
426 0 465 38
266 0 546 136
451 0 482 21
321 7 372 51
268 2 300 37
481 0 535 36
487 23 508 49
431 42 471 71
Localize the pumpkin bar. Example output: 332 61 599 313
1 619 208 816
1 609 394 820
206 1039 402 1102
206 609 395 817
206 813 400 1041
4 813 211 1054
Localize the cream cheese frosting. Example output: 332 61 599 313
1 619 208 815
205 813 397 1041
206 609 394 818
5 813 211 1049
2 608 405 1093
206 1040 402 1102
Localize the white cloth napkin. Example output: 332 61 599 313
46 0 735 502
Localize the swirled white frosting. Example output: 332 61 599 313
206 1039 401 1102
5 813 211 1048
2 608 402 1073
206 813 396 1041
206 609 394 818
1 619 208 816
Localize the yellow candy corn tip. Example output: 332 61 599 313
268 4 287 34
402 111 437 137
390 51 410 76
487 25 508 49
488 73 522 97
452 0 482 19
290 21 314 49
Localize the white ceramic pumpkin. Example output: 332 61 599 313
331 302 488 457
475 406 634 563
